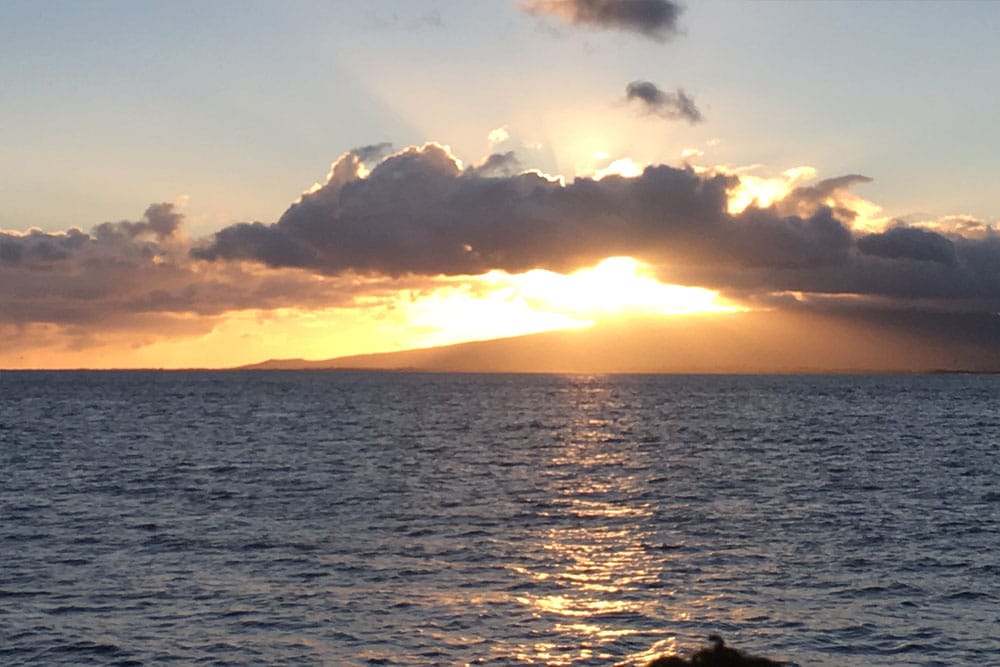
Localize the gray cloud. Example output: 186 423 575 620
857 226 958 267
465 151 523 178
94 202 184 240
662 235 1000 311
196 144 859 279
776 174 873 219
194 143 1000 317
194 143 739 275
0 228 89 265
0 202 185 271
351 142 395 167
522 0 683 40
625 80 702 123
0 203 401 343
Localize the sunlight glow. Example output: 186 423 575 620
513 257 737 317
396 285 590 349
725 164 889 231
594 157 643 179
727 166 815 214
488 126 510 144
835 189 888 232
5 257 743 369
396 257 742 349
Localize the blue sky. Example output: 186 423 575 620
3 0 999 233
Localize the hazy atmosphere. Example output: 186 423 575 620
4 0 1000 370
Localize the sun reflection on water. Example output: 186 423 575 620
499 378 680 665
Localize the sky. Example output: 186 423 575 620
3 0 1000 370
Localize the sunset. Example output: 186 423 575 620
3 2 999 665
4 1 1000 371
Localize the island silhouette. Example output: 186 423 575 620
238 310 1000 374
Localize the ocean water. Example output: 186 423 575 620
1 371 998 666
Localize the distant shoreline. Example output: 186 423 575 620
3 367 998 375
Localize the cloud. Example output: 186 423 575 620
625 80 703 123
857 225 958 267
780 174 873 211
350 142 395 167
775 174 874 221
195 143 857 278
662 231 1000 309
0 203 402 343
6 141 1000 364
521 0 683 40
193 143 1000 318
465 151 523 178
0 228 89 265
194 143 737 275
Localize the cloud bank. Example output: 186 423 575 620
5 141 1000 366
625 80 703 123
522 0 683 40
193 143 1000 313
0 203 402 342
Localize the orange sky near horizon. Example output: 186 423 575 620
1 256 743 370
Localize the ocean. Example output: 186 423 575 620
1 371 998 665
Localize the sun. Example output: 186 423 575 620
393 257 743 349
511 256 732 317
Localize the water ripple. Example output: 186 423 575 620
1 371 999 664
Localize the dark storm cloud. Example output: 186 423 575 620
625 81 702 123
522 0 683 40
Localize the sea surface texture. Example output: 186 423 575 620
1 371 998 666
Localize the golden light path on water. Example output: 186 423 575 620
493 379 712 666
